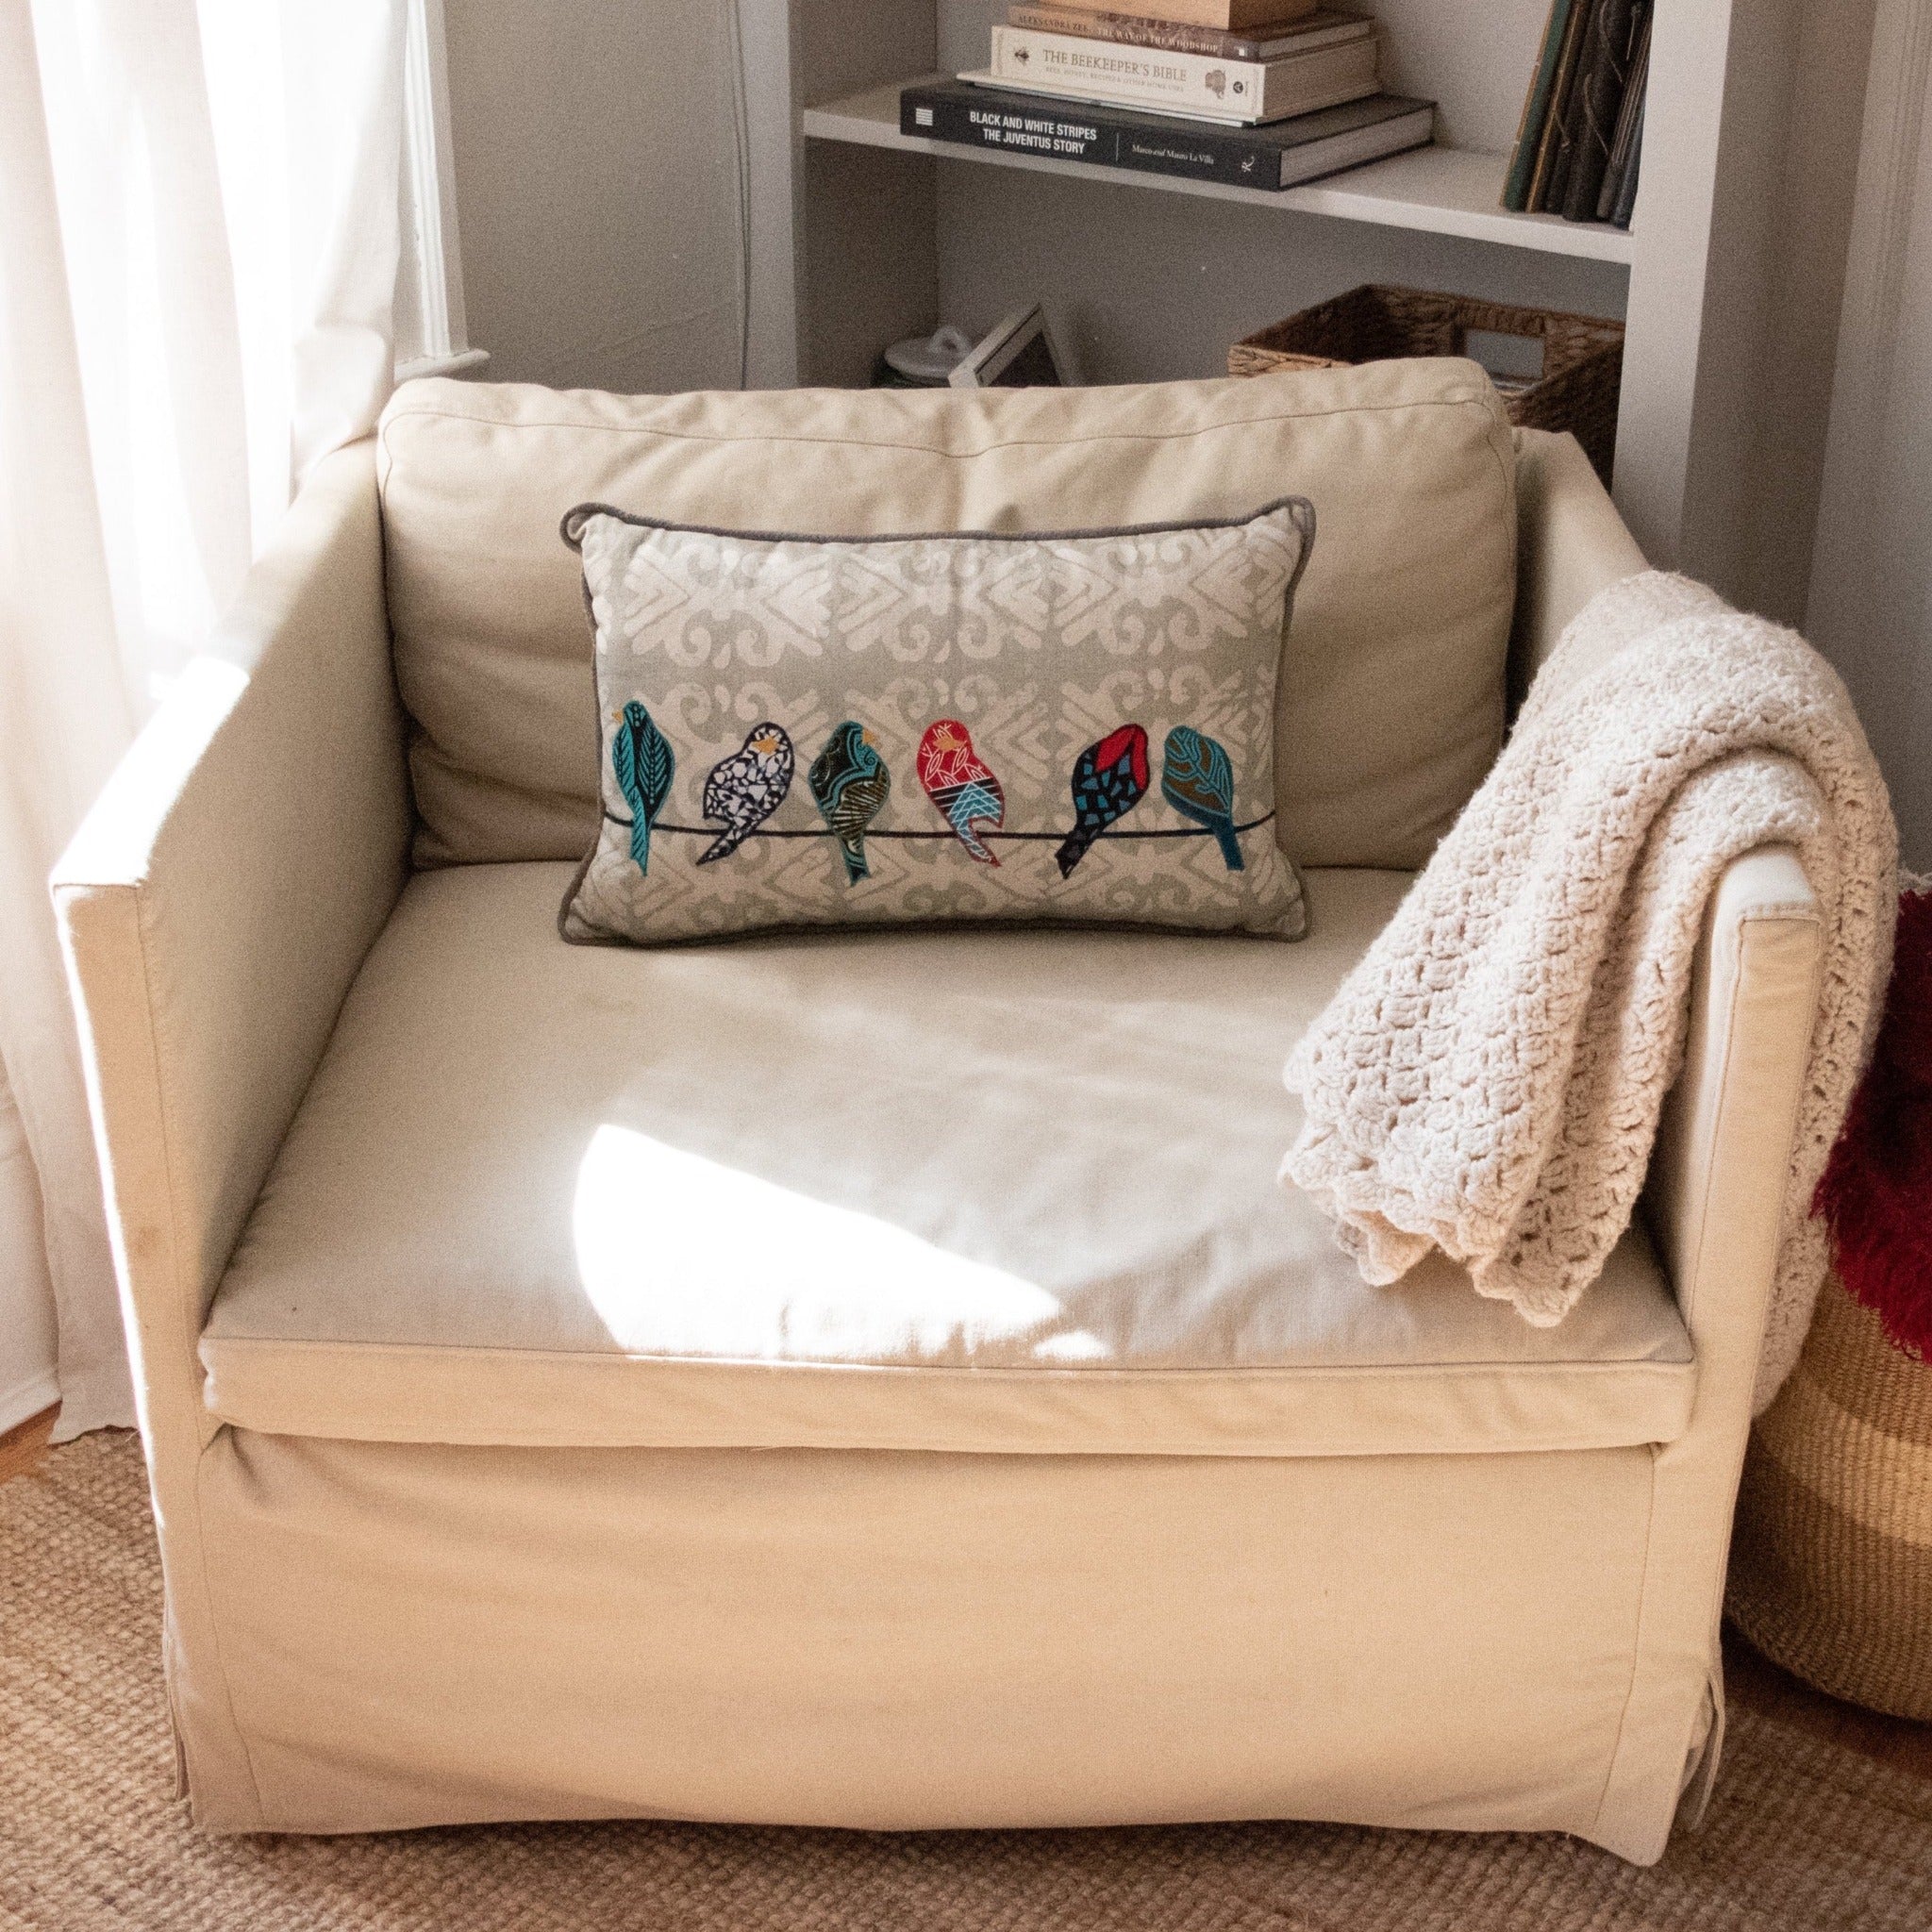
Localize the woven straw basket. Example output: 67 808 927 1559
1229 285 1625 487
1727 1272 1932 1718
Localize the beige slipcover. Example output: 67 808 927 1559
53 374 1824 1865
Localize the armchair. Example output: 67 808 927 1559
54 370 1821 1863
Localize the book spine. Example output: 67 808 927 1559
991 27 1376 124
1047 0 1317 30
1004 4 1350 61
1562 0 1636 220
1534 0 1597 212
1108 121 1294 187
991 26 1272 119
1609 75 1645 227
1503 0 1574 213
900 87 1297 189
1006 5 1260 59
1596 3 1650 219
901 88 1120 166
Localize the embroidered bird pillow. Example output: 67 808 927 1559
558 498 1313 945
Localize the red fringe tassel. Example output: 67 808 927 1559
1814 887 1932 1359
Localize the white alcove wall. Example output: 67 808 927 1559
930 169 1627 388
926 0 1627 378
733 0 1862 599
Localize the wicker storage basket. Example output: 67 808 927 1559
1727 1273 1932 1719
1230 285 1625 485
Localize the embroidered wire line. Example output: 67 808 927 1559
603 810 1277 842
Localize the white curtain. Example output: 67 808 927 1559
0 0 406 1439
1807 0 1932 872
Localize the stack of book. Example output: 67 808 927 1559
1503 0 1649 226
900 2 1435 194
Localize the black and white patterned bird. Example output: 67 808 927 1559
697 722 795 864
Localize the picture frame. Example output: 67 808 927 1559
946 303 1079 387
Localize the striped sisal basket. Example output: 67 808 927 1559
1727 1272 1932 1719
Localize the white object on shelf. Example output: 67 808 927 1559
884 323 976 382
802 79 1636 266
394 0 485 382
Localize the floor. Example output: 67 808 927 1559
0 1401 57 1485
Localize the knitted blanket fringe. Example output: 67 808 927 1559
1281 572 1898 1411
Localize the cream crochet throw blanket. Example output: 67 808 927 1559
1281 572 1897 1411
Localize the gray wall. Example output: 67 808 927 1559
933 168 1629 389
1802 0 1932 870
1679 0 1879 629
442 0 746 392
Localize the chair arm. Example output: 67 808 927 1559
1645 844 1825 1397
1590 844 1827 1855
51 439 409 1447
1510 428 1649 707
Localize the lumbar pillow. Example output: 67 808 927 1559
558 498 1313 945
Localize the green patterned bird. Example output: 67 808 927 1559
610 699 675 874
1161 724 1243 872
808 720 891 884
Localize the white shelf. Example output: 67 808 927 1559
802 79 1636 267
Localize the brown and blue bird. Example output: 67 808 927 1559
1161 724 1244 871
917 719 1005 865
699 722 794 864
808 720 891 884
1056 723 1149 878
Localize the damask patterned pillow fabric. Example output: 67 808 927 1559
558 499 1314 945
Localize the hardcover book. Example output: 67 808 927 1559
1562 0 1638 220
903 79 1433 192
1047 0 1319 26
1595 4 1650 221
1004 4 1373 63
1609 92 1643 228
1502 0 1574 212
1532 0 1596 212
988 25 1379 125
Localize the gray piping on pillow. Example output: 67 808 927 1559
558 495 1316 560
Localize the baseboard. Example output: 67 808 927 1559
0 1370 60 1439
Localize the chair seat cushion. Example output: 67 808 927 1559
201 864 1696 1457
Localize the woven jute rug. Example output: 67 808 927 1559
4 1436 1928 1932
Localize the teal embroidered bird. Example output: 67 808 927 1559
1161 724 1243 872
610 699 675 874
808 720 891 884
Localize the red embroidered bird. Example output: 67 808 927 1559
917 719 1006 865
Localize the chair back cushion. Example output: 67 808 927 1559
376 359 1516 870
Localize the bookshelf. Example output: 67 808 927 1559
738 0 1786 576
803 81 1638 264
